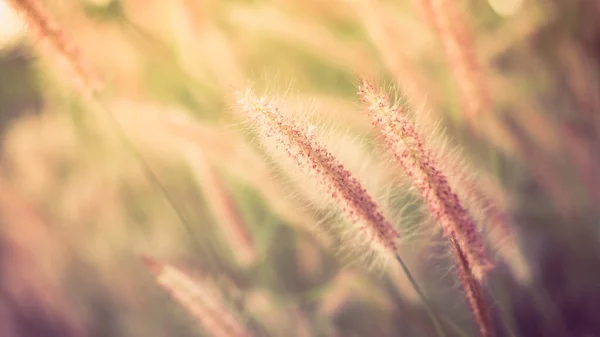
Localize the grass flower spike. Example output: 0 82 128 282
6 0 100 97
419 0 489 124
358 79 492 280
143 256 253 337
359 80 495 336
236 89 399 259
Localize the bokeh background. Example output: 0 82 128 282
0 0 599 336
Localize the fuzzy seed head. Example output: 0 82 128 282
143 256 252 337
236 89 399 258
358 80 492 280
5 0 101 98
420 0 490 122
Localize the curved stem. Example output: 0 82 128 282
394 252 447 337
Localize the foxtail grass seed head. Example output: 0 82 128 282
142 256 253 337
419 0 490 123
449 236 494 337
236 89 399 260
358 79 492 280
5 0 101 98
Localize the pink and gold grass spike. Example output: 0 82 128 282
236 89 400 260
142 256 253 337
359 79 495 336
5 0 101 98
358 79 492 280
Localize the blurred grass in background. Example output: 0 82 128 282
0 0 600 336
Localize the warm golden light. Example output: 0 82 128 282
488 0 524 17
0 0 24 48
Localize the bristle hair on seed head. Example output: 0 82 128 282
363 78 522 280
358 79 493 280
268 120 394 223
401 87 521 279
236 88 401 263
143 257 253 337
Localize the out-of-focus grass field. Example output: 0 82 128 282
1 0 600 336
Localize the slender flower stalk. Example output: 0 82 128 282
185 151 256 266
418 0 488 124
358 79 492 280
359 79 493 335
449 236 494 337
344 0 434 108
236 89 399 258
142 257 253 337
237 88 448 336
5 0 100 97
417 0 522 162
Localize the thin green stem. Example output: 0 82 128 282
394 252 447 337
89 96 222 271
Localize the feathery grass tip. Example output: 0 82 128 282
142 256 253 337
358 79 492 280
5 0 100 97
236 88 399 259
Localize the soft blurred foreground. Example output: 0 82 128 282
1 0 600 336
